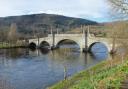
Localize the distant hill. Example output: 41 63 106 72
0 13 97 36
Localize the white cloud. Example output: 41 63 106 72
0 0 109 22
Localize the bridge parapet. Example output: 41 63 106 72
29 39 38 43
48 34 84 37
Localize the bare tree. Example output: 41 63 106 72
0 30 8 42
8 23 18 43
108 0 128 18
106 21 128 54
107 0 128 54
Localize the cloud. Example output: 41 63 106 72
0 0 109 22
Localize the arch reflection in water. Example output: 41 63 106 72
40 48 50 54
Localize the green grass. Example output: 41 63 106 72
0 43 10 48
0 42 22 48
48 56 128 89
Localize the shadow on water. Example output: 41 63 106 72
39 48 50 54
0 43 109 89
29 47 36 52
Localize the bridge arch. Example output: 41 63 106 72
29 42 37 48
56 39 80 49
88 42 109 53
40 41 50 48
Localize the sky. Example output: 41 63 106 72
0 0 110 22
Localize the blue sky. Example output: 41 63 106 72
0 0 110 22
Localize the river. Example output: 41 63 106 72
0 43 109 89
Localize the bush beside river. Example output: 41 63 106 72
48 55 128 89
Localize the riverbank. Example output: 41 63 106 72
48 55 128 89
0 42 27 49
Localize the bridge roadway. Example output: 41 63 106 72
28 32 114 52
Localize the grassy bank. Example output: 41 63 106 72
0 42 26 49
48 55 128 89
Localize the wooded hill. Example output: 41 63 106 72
0 13 97 36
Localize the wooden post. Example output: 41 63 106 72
64 66 67 80
111 37 116 54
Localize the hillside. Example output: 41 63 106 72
0 13 97 36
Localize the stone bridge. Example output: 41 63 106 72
28 31 114 52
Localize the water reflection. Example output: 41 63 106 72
0 76 15 89
40 48 50 54
0 43 109 89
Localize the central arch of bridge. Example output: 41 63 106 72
29 42 36 48
40 41 50 48
56 39 80 49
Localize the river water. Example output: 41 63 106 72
0 43 109 89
